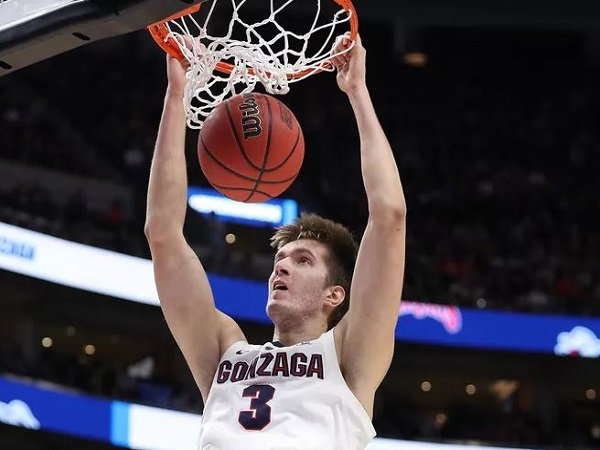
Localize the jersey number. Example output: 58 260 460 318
238 384 275 431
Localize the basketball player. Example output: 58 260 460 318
145 34 406 449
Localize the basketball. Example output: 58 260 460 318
198 92 305 203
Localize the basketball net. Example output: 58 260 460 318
148 0 357 129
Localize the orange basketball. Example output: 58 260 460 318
198 92 305 203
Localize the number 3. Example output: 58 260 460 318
238 384 275 430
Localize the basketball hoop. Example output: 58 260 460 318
148 0 358 128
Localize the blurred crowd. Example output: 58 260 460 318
1 29 600 317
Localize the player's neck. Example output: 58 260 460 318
272 323 327 347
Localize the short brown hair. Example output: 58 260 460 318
270 213 358 329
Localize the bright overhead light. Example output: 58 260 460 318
435 413 447 426
490 380 519 400
403 52 428 68
586 389 597 400
84 344 96 355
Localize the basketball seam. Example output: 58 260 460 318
265 125 301 172
244 96 273 202
200 134 298 184
224 94 298 173
210 184 275 199
225 96 264 172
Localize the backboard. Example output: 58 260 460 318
0 0 204 76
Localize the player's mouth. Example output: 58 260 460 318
273 280 288 291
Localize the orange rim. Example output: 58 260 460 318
147 4 202 63
147 0 358 78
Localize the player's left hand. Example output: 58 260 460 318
332 33 366 94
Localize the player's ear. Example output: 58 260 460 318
325 285 345 309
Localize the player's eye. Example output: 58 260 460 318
299 257 311 265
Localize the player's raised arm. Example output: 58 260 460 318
332 35 407 415
144 55 245 401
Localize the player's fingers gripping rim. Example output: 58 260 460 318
330 33 355 70
172 34 206 71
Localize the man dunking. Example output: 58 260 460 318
144 34 406 449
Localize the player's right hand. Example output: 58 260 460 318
166 53 188 97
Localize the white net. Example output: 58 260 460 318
158 0 355 128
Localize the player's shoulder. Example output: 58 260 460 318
221 339 259 358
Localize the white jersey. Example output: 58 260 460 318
198 328 376 450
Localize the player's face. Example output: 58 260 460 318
267 239 332 326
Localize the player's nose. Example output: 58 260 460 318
274 259 290 276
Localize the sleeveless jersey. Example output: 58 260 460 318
198 329 376 450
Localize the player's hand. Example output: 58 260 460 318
332 33 367 95
166 53 188 97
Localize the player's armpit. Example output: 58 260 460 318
149 235 246 400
